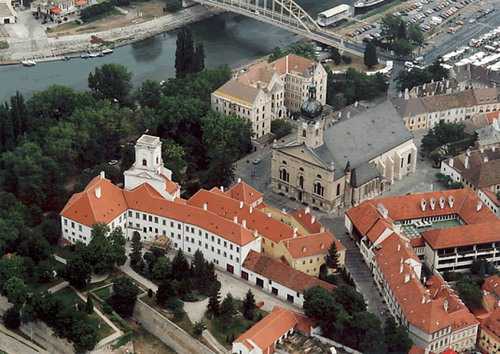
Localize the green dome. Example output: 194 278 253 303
300 84 323 120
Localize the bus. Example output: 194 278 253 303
316 5 352 27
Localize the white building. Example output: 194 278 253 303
0 0 16 24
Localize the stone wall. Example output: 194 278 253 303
133 299 215 354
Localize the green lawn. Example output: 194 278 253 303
206 301 268 349
92 285 112 302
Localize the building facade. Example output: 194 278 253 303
392 88 500 132
272 96 417 213
211 54 327 139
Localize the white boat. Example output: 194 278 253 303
88 51 103 58
102 48 113 55
21 59 36 67
354 0 386 10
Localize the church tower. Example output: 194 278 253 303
297 84 326 149
124 135 180 200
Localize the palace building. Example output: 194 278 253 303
271 86 417 214
60 134 340 306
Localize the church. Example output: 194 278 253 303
271 86 418 213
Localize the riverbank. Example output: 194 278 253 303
0 4 223 65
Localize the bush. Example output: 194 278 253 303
3 307 21 329
80 1 115 22
271 119 293 139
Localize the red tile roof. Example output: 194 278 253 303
61 177 256 246
483 275 500 298
271 54 317 77
422 222 500 249
481 307 500 341
226 180 263 206
290 208 322 234
234 307 314 353
284 231 344 259
243 250 335 294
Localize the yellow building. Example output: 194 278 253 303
478 308 500 354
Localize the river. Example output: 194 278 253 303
0 0 350 101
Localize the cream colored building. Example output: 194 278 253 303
392 87 500 132
0 0 16 24
272 94 417 213
211 54 327 138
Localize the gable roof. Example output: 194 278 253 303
234 306 313 353
213 79 260 106
243 250 334 293
226 180 263 206
283 231 344 259
446 149 500 188
422 221 500 249
271 54 317 77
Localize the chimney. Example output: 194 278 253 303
320 243 325 250
422 296 426 304
439 196 445 209
347 111 351 119
400 264 404 273
421 198 427 211
242 219 247 228
302 246 307 253
484 155 489 163
293 227 298 238
99 171 105 179
492 146 496 152
239 201 244 209
404 274 410 283
237 177 242 183
354 101 359 107
397 244 401 252
311 216 316 224
480 147 484 153
267 212 272 218
233 216 238 223
220 186 224 192
430 198 436 210
448 195 455 208
464 156 469 168
249 206 253 214
95 186 102 199
477 202 483 211
443 300 449 313
449 158 454 168
203 203 208 211
305 206 310 214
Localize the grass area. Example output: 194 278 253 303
0 41 8 50
140 296 195 335
92 285 112 302
132 326 177 354
205 301 268 349
82 8 123 23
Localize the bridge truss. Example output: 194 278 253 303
193 0 365 56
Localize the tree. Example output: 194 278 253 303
332 286 366 314
384 317 413 353
88 64 132 105
242 289 256 320
421 121 471 155
171 249 190 281
108 277 139 318
64 254 92 289
130 231 143 271
85 224 126 274
325 242 340 270
156 280 176 307
193 320 206 336
364 41 378 68
3 307 21 329
352 312 386 353
193 43 205 73
271 119 293 139
162 139 187 184
207 290 221 317
136 80 163 109
220 293 236 327
152 256 171 282
3 276 28 307
175 28 195 77
456 278 482 309
85 296 94 314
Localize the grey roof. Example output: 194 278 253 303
352 162 381 187
314 100 413 177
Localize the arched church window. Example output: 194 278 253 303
313 182 324 196
142 159 147 166
280 169 289 183
302 130 306 137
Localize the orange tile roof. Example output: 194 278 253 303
226 180 263 206
481 188 500 207
483 275 500 298
374 234 477 334
481 307 500 341
160 173 180 195
271 54 317 77
243 250 335 293
290 208 322 234
60 176 127 226
410 236 425 248
61 177 256 246
235 307 313 353
188 189 297 243
422 221 500 249
284 231 344 259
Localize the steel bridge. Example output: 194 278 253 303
192 0 366 56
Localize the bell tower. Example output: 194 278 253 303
297 84 325 149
